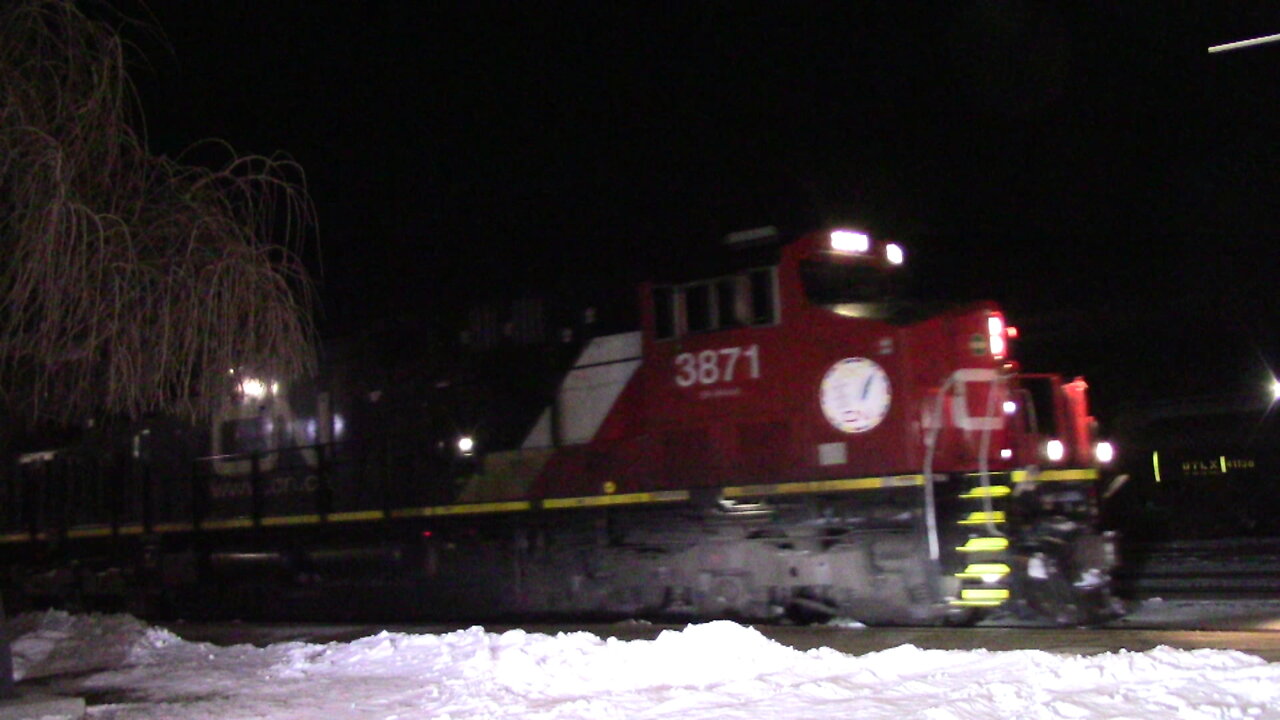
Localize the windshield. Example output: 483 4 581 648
799 260 895 306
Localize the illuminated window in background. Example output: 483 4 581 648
220 416 274 455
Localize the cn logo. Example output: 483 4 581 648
819 357 891 434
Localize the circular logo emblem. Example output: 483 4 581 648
820 357 892 433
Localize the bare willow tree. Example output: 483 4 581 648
0 0 317 424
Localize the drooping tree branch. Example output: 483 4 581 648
0 0 317 424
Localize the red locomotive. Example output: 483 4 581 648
1 227 1119 625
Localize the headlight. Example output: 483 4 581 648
829 230 870 254
1045 439 1065 462
1095 441 1115 464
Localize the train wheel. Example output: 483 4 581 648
700 574 749 617
941 606 982 627
784 592 838 625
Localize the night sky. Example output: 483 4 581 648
114 2 1280 418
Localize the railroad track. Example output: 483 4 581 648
1114 537 1280 599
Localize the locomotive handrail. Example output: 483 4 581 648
974 371 1009 538
922 370 1012 559
920 374 955 561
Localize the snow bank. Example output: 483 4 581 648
5 612 1280 719
3 610 181 681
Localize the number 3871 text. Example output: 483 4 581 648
674 345 761 388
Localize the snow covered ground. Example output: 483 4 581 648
6 609 1280 719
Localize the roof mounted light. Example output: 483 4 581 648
884 242 905 265
829 230 870 254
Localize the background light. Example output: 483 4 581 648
457 435 475 455
240 377 268 399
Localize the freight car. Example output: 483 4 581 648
0 227 1120 625
1105 391 1280 541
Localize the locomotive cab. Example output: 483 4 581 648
794 228 910 320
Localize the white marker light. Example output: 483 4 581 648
1002 400 1017 415
1000 448 1013 460
1046 439 1065 462
885 242 905 265
1095 441 1115 464
830 230 870 254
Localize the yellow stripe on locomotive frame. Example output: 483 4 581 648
3 466 1103 542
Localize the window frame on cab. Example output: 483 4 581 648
651 266 780 341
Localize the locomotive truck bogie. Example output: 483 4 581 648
0 227 1119 626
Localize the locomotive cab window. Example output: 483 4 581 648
800 260 892 306
651 267 777 340
652 286 676 339
1018 376 1060 438
685 284 713 333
